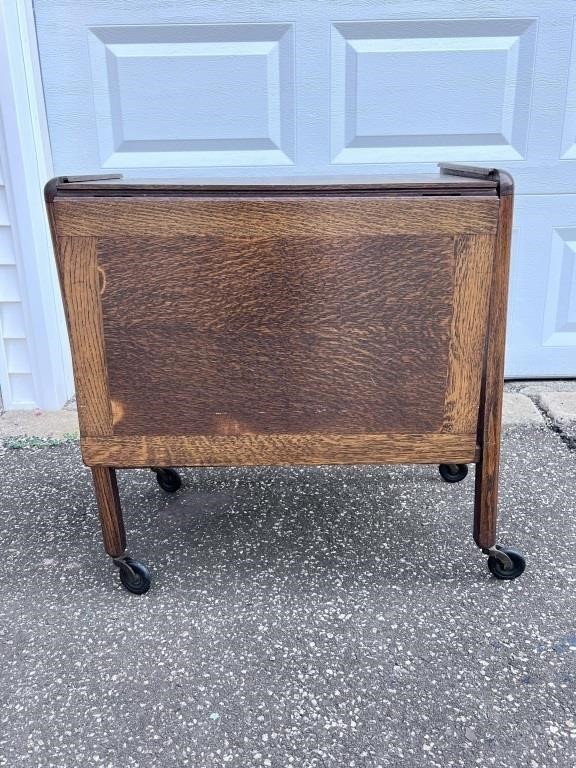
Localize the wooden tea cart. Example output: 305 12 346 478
45 164 525 593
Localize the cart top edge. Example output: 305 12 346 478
45 171 503 202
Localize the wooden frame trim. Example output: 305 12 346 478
52 197 499 238
56 236 113 436
443 233 495 433
81 433 480 468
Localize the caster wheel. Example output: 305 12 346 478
439 463 468 483
117 557 151 594
487 546 526 581
155 467 182 493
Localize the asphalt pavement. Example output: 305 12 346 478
0 396 575 767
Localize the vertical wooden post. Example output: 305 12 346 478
53 236 113 437
91 467 126 558
474 172 514 549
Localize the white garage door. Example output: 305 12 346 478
33 0 576 377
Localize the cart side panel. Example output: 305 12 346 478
49 193 499 467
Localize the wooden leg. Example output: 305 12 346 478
473 451 498 550
474 178 511 553
91 467 151 594
471 175 525 579
91 467 126 558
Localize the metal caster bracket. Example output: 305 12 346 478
112 552 137 576
482 545 513 570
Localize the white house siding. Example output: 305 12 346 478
0 1 73 410
0 106 36 407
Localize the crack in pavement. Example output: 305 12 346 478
525 395 576 452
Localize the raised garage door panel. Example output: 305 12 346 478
33 0 576 376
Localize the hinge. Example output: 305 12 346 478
438 163 497 180
60 174 123 183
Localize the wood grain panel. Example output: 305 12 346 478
98 234 453 330
81 433 479 468
55 237 112 436
105 324 449 435
443 234 495 432
97 234 455 436
54 197 499 238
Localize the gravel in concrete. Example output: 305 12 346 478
0 425 575 767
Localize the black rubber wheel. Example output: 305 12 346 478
155 467 182 493
487 546 526 581
439 463 469 483
118 557 151 594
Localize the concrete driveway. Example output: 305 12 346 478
0 386 575 767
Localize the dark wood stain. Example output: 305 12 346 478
443 234 495 433
53 197 499 238
45 169 513 568
97 234 454 436
474 174 514 549
91 467 125 557
81 433 479 468
56 237 113 436
46 172 499 201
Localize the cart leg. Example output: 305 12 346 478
474 453 525 580
91 467 125 557
474 451 500 550
472 173 525 581
91 467 151 594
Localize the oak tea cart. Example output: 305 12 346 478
46 164 526 594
